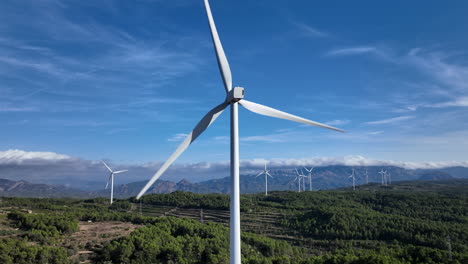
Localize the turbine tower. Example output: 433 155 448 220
387 171 391 185
256 162 273 196
300 168 306 191
294 169 303 192
304 167 314 191
135 1 344 263
101 161 128 205
349 168 356 191
364 169 369 184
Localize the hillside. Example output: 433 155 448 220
0 180 466 263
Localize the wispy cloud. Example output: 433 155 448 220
0 104 37 112
168 133 189 142
367 131 384 135
406 48 468 93
325 119 350 126
293 22 328 37
427 97 468 108
327 46 378 56
364 115 414 125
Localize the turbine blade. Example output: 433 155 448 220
105 173 112 189
239 100 344 132
137 102 229 199
204 0 232 93
256 171 264 177
101 160 113 173
266 172 273 178
113 170 128 174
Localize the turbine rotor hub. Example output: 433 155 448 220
226 86 244 103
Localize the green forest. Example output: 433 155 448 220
0 180 467 263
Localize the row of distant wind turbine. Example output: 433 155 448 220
256 163 316 195
348 168 392 190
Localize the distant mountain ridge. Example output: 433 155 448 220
0 178 89 198
1 165 466 198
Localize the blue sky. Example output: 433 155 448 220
1 0 468 167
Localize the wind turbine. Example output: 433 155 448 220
294 169 304 192
348 168 356 191
135 1 344 263
101 161 128 205
379 169 386 186
256 162 273 196
304 167 314 191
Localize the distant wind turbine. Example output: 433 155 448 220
304 167 314 191
101 161 128 205
256 162 273 196
349 168 356 191
294 169 305 192
135 1 344 263
379 169 387 186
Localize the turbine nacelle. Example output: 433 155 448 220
226 86 244 103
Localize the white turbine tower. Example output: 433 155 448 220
379 169 387 186
349 168 356 191
387 171 391 185
135 1 344 263
256 162 273 196
300 168 306 191
101 161 128 205
364 169 369 185
304 167 314 191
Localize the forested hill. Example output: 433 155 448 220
0 179 467 263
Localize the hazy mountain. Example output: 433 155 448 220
106 165 464 198
1 165 466 198
0 178 89 198
418 171 455 181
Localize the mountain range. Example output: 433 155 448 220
1 165 467 198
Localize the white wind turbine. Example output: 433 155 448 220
379 169 387 186
348 168 356 190
135 1 344 263
294 169 305 192
101 161 128 205
304 167 314 191
256 162 273 196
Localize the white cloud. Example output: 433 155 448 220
1 150 467 189
364 115 414 125
0 149 72 165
